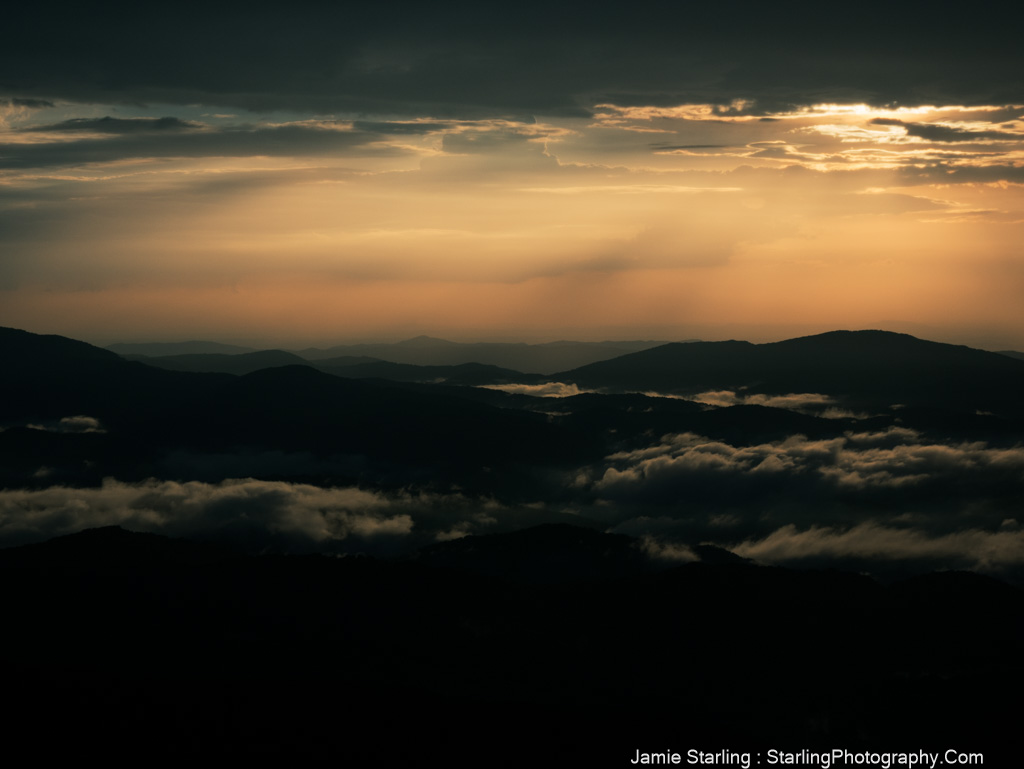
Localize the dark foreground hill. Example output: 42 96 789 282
1 524 1020 763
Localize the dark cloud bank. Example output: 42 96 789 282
5 2 1024 115
0 122 400 169
4 426 1020 582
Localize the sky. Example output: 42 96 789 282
3 2 1024 348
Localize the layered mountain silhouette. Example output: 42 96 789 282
121 348 310 374
0 326 594 489
6 325 1024 489
121 350 541 385
4 325 1023 761
109 335 673 373
292 335 671 373
108 339 257 356
102 329 1024 420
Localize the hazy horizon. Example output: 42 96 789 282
72 322 1024 354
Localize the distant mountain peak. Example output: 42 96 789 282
395 335 456 346
770 329 921 345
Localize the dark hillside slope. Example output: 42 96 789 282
123 349 310 374
1 525 1019 763
0 328 592 483
559 330 1024 416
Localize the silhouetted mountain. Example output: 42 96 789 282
123 349 311 374
413 523 656 583
4 325 127 369
302 353 383 367
295 337 671 373
997 349 1024 361
0 327 595 488
691 403 849 443
0 525 237 570
11 325 1024 495
413 522 753 580
174 364 580 467
116 346 565 385
107 340 256 356
557 329 1024 417
316 359 541 385
1 325 215 424
690 543 753 564
551 394 846 451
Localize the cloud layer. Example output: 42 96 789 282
590 427 1024 509
0 479 463 554
2 420 1022 581
583 427 1024 579
5 3 1024 114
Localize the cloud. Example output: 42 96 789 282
732 522 1024 574
897 163 1024 185
441 129 541 154
0 479 421 553
598 428 1024 493
576 426 1024 581
687 390 837 412
869 118 1022 143
0 478 577 555
478 382 588 398
584 428 1024 544
25 415 106 433
5 4 1023 116
352 120 455 135
649 143 735 152
0 122 406 169
0 97 55 129
2 424 1021 580
671 390 876 419
1 98 55 109
636 535 699 564
56 415 105 433
25 116 202 133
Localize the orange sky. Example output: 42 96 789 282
2 102 1023 348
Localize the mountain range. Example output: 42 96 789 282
6 325 1024 491
2 324 1022 761
555 330 1024 415
110 335 675 374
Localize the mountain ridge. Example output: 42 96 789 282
554 329 1024 417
